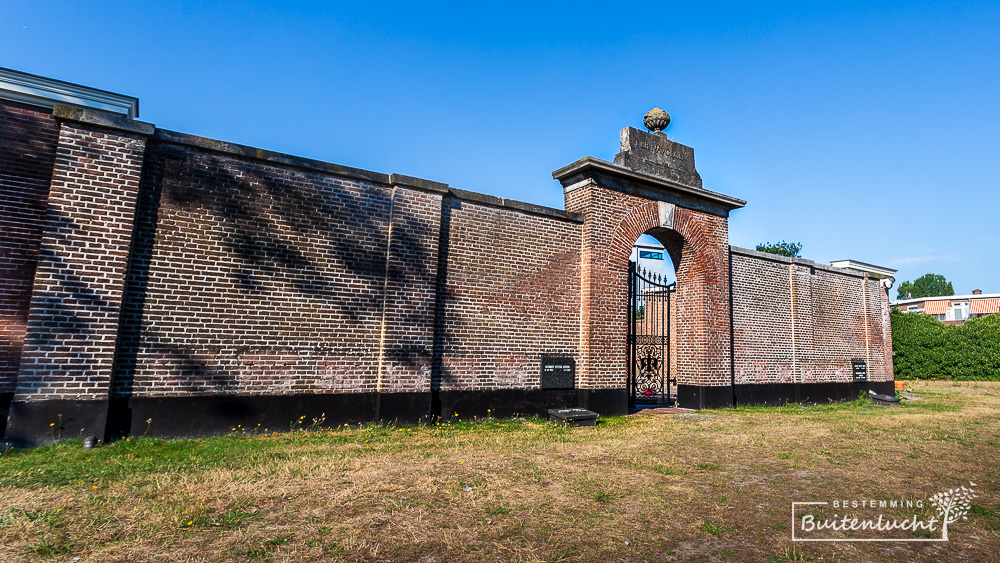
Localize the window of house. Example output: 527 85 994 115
945 304 967 321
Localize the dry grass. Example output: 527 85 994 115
1 380 999 562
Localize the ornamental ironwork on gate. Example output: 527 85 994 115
627 261 675 408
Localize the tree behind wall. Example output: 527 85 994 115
896 273 955 300
755 240 802 257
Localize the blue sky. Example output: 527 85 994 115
3 2 997 297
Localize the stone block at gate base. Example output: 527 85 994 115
548 408 599 427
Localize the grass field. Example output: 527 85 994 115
1 380 998 562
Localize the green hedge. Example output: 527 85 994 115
891 309 1000 380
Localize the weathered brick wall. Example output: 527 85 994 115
868 274 893 379
731 247 893 384
113 136 581 402
565 184 731 391
114 139 393 398
12 113 148 402
376 185 442 395
435 196 581 391
730 252 794 383
0 101 59 399
1 94 899 440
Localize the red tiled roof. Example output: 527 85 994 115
971 298 1000 315
923 300 948 315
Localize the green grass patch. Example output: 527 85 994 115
699 522 725 535
0 382 997 562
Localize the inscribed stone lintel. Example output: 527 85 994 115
614 126 703 189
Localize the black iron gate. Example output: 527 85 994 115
627 261 675 408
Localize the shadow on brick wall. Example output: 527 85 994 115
13 208 121 383
109 142 447 434
430 198 458 417
0 101 58 404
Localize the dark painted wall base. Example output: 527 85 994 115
434 388 628 420
735 381 894 406
0 392 12 439
677 381 896 409
4 398 109 447
111 393 383 439
676 385 735 409
81 387 629 441
579 388 629 416
4 382 895 444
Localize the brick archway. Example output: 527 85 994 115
610 202 688 387
576 196 733 409
555 129 745 411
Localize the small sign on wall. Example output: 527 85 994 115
541 356 575 389
852 359 868 382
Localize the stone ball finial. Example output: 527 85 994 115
643 107 671 135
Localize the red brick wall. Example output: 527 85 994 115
115 140 393 397
1 98 897 431
0 101 59 396
13 119 148 400
730 253 794 382
435 198 581 391
869 275 894 379
731 247 893 384
377 186 442 394
113 139 582 399
565 183 732 390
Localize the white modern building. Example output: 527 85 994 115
631 235 672 282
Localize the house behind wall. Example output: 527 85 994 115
0 68 895 444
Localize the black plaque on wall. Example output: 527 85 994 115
852 359 868 382
540 356 576 389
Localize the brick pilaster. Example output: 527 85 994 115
5 106 152 444
375 178 445 420
0 100 60 437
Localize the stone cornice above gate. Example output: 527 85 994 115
552 156 746 218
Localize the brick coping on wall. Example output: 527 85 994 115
152 129 584 224
51 104 584 224
729 246 874 279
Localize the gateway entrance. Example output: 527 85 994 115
627 261 675 408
